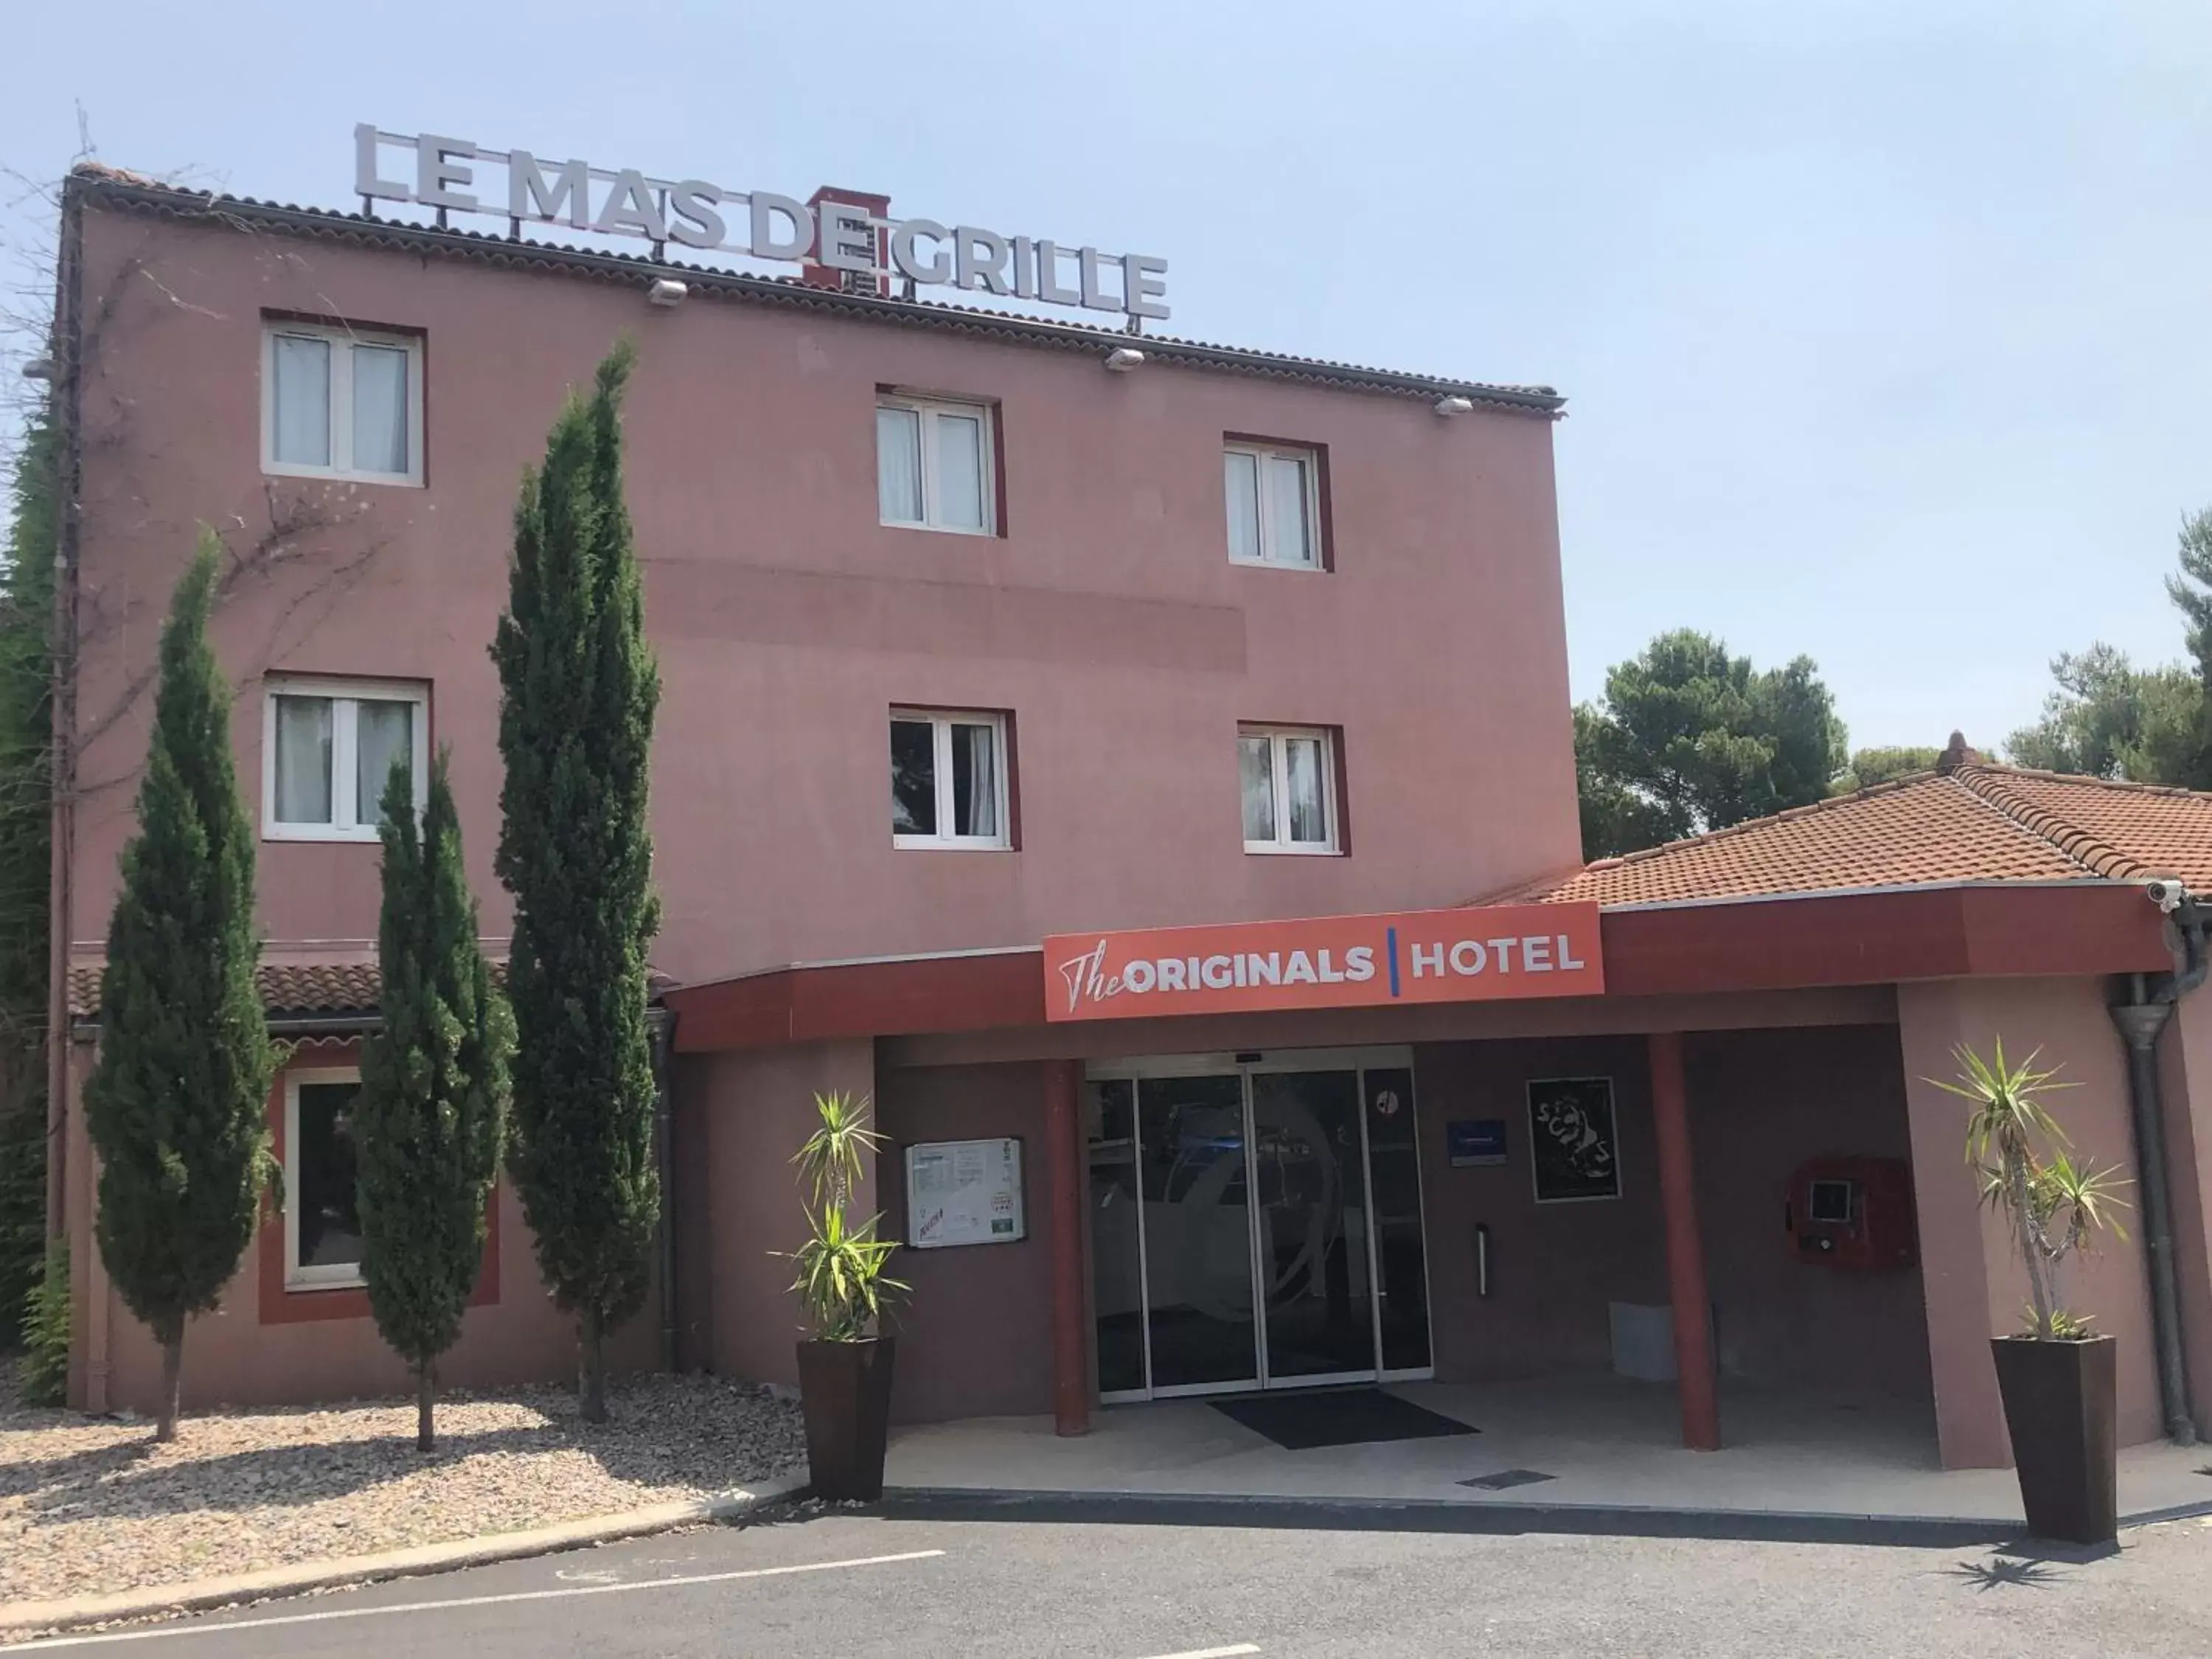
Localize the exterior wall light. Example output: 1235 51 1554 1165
21 358 56 381
1434 395 1475 417
1105 347 1146 372
648 279 688 307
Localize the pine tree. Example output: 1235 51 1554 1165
493 341 661 1424
354 751 512 1451
83 535 274 1441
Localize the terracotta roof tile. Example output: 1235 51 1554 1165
71 960 392 1020
1512 763 2212 910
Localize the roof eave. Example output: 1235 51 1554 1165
67 173 1566 416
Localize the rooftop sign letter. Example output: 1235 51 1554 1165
352 125 1172 321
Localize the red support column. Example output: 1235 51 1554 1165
1043 1058 1091 1436
1648 1031 1720 1451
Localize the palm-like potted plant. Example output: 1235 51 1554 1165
784 1091 908 1500
1935 1041 2132 1543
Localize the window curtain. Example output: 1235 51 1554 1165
354 700 414 825
271 335 332 467
350 344 409 475
1239 734 1277 841
1224 452 1261 559
954 722 998 837
274 695 335 824
877 407 924 523
1284 737 1326 841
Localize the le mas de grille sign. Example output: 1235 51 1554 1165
354 125 1172 321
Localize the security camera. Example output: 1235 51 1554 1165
2146 879 2187 915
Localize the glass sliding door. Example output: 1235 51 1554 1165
1251 1069 1375 1384
1087 1079 1147 1397
1138 1074 1259 1394
1088 1050 1430 1401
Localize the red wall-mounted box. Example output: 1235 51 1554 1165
1787 1156 1918 1272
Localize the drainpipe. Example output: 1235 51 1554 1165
2108 886 2208 1447
648 1007 678 1374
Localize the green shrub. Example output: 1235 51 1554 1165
18 1237 68 1405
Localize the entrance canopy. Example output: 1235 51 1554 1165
664 747 2199 1050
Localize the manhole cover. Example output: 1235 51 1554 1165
1458 1468 1557 1490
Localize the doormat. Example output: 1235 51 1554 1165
1211 1388 1480 1451
1458 1468 1557 1491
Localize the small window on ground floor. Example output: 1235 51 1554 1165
285 1068 364 1290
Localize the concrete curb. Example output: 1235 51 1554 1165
875 1485 2212 1551
0 1473 809 1643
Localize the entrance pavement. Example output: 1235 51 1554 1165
884 1374 2212 1526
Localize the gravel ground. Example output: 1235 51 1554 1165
0 1358 807 1607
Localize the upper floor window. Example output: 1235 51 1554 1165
286 1067 364 1290
878 394 995 535
1240 724 1338 853
263 676 429 843
891 709 1010 849
1225 441 1321 570
263 321 424 486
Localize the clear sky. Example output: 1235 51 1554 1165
4 0 2208 754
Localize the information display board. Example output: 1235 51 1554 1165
904 1138 1026 1251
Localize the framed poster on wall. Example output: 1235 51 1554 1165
904 1138 1026 1249
1527 1077 1621 1203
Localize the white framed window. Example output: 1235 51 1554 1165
1224 441 1321 569
285 1067 365 1290
877 394 995 534
891 709 1010 849
262 321 425 485
1239 724 1339 854
262 676 430 843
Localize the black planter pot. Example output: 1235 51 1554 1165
1989 1334 2117 1544
796 1337 897 1501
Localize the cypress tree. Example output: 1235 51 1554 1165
354 751 512 1451
83 535 274 1441
493 341 661 1424
0 390 58 1349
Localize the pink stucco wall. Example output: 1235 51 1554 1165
875 1060 1057 1423
60 193 1573 1409
65 202 1580 986
1684 1025 1932 1401
1898 977 2162 1467
682 1040 876 1393
1411 1026 1930 1404
1414 1036 1669 1380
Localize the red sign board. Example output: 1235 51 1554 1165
1043 902 1604 1023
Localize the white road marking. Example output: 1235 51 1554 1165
1135 1648 1261 1658
14 1550 948 1649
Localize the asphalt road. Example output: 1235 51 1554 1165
14 1505 2212 1658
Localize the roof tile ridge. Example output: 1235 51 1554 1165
1967 759 2212 803
1947 767 2146 880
